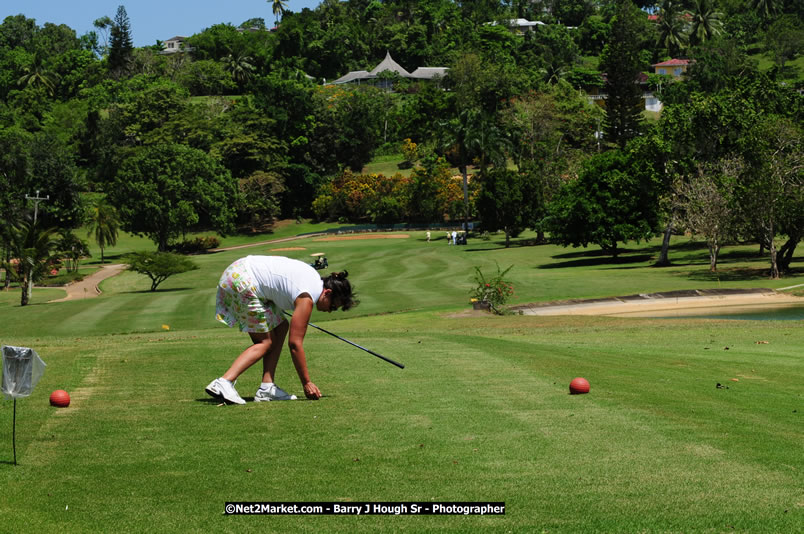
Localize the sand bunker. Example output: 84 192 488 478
511 289 803 317
313 234 410 241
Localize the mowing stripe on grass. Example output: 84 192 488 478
50 296 145 337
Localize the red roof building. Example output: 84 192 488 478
652 59 691 78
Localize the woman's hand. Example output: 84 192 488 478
304 382 322 400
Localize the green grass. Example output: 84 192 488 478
1 230 802 532
362 154 482 178
750 52 804 84
362 153 414 177
188 95 245 106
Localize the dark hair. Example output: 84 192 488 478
322 271 359 311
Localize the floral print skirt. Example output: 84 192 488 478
215 259 283 333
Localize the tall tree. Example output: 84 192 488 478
655 0 688 56
0 126 32 289
85 196 120 263
476 168 540 248
763 15 803 73
328 86 385 172
599 0 645 148
439 108 483 231
108 5 133 74
673 160 739 272
17 53 59 95
546 147 662 257
750 0 782 20
93 16 113 56
221 53 255 85
271 0 288 25
686 0 723 47
108 143 237 251
56 232 90 273
738 118 803 278
28 131 86 229
3 218 60 306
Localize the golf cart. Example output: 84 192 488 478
310 253 328 270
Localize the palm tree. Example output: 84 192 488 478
440 109 485 232
4 219 60 306
17 54 60 96
57 232 90 273
750 0 781 20
686 0 723 47
473 113 512 175
85 197 120 264
270 0 288 25
656 0 688 57
221 53 256 85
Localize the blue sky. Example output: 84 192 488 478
1 1 322 47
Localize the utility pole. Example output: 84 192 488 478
24 190 49 300
25 190 49 225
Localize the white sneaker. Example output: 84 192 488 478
254 384 297 402
205 378 246 405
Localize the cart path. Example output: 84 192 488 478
48 263 127 302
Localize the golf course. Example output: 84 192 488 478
1 223 802 532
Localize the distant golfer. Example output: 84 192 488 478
206 255 358 405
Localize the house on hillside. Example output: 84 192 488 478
328 51 447 88
652 58 691 79
237 25 268 33
584 72 665 112
486 18 546 34
160 36 191 55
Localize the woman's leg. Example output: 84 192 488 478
220 319 289 383
222 331 273 382
260 319 289 383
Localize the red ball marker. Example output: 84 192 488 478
50 389 71 407
569 377 590 395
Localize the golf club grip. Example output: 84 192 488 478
282 311 405 369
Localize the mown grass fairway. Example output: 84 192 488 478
1 228 802 532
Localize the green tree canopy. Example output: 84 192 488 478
124 251 199 291
108 143 237 251
476 167 541 248
546 147 662 256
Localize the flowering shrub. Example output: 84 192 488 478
470 263 514 314
401 138 418 164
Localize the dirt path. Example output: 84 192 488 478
48 264 127 302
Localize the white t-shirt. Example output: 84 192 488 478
242 256 323 311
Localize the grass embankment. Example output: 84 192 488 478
0 228 801 532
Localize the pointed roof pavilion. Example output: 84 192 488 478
330 51 445 85
369 51 412 77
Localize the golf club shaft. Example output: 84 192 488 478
283 311 404 369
